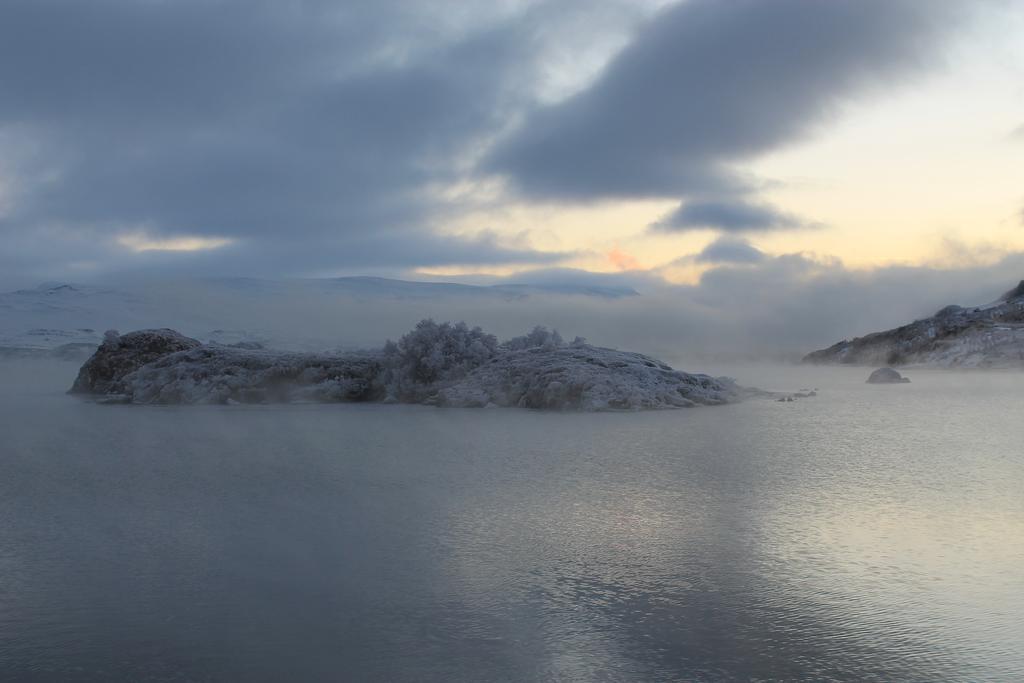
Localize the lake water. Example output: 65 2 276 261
1 360 1022 681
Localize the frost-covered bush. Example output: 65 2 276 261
381 319 499 400
502 326 564 351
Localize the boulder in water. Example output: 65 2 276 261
866 367 910 384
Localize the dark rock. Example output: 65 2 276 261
226 341 264 350
866 367 910 384
1002 280 1024 301
69 329 201 395
118 345 386 405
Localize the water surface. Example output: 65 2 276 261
1 361 1022 681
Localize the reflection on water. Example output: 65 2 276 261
1 361 1022 681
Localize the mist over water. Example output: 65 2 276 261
1 360 1021 681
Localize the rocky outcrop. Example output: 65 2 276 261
69 323 748 411
125 346 385 405
803 281 1024 368
69 329 201 395
437 345 741 410
866 367 910 384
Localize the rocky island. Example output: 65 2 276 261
70 321 747 411
803 280 1024 368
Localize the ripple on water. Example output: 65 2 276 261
0 361 1022 681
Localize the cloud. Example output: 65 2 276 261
96 231 571 288
652 199 803 233
1010 123 1024 140
693 237 766 264
0 4 511 232
484 0 968 200
0 0 997 289
0 0 606 283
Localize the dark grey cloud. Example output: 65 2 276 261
484 0 968 200
694 237 766 264
0 3 445 233
0 0 992 288
0 0 600 284
652 199 802 233
0 229 569 292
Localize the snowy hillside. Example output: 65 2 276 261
803 280 1024 368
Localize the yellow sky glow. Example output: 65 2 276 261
118 234 234 253
425 7 1024 284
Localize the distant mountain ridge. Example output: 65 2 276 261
3 275 638 304
0 276 639 357
314 276 639 299
803 280 1024 367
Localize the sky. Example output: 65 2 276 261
1 0 1023 293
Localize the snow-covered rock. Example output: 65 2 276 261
69 329 201 395
125 346 385 405
70 322 746 411
438 345 740 410
803 280 1024 368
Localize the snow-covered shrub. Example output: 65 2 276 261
381 319 499 400
502 326 564 351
